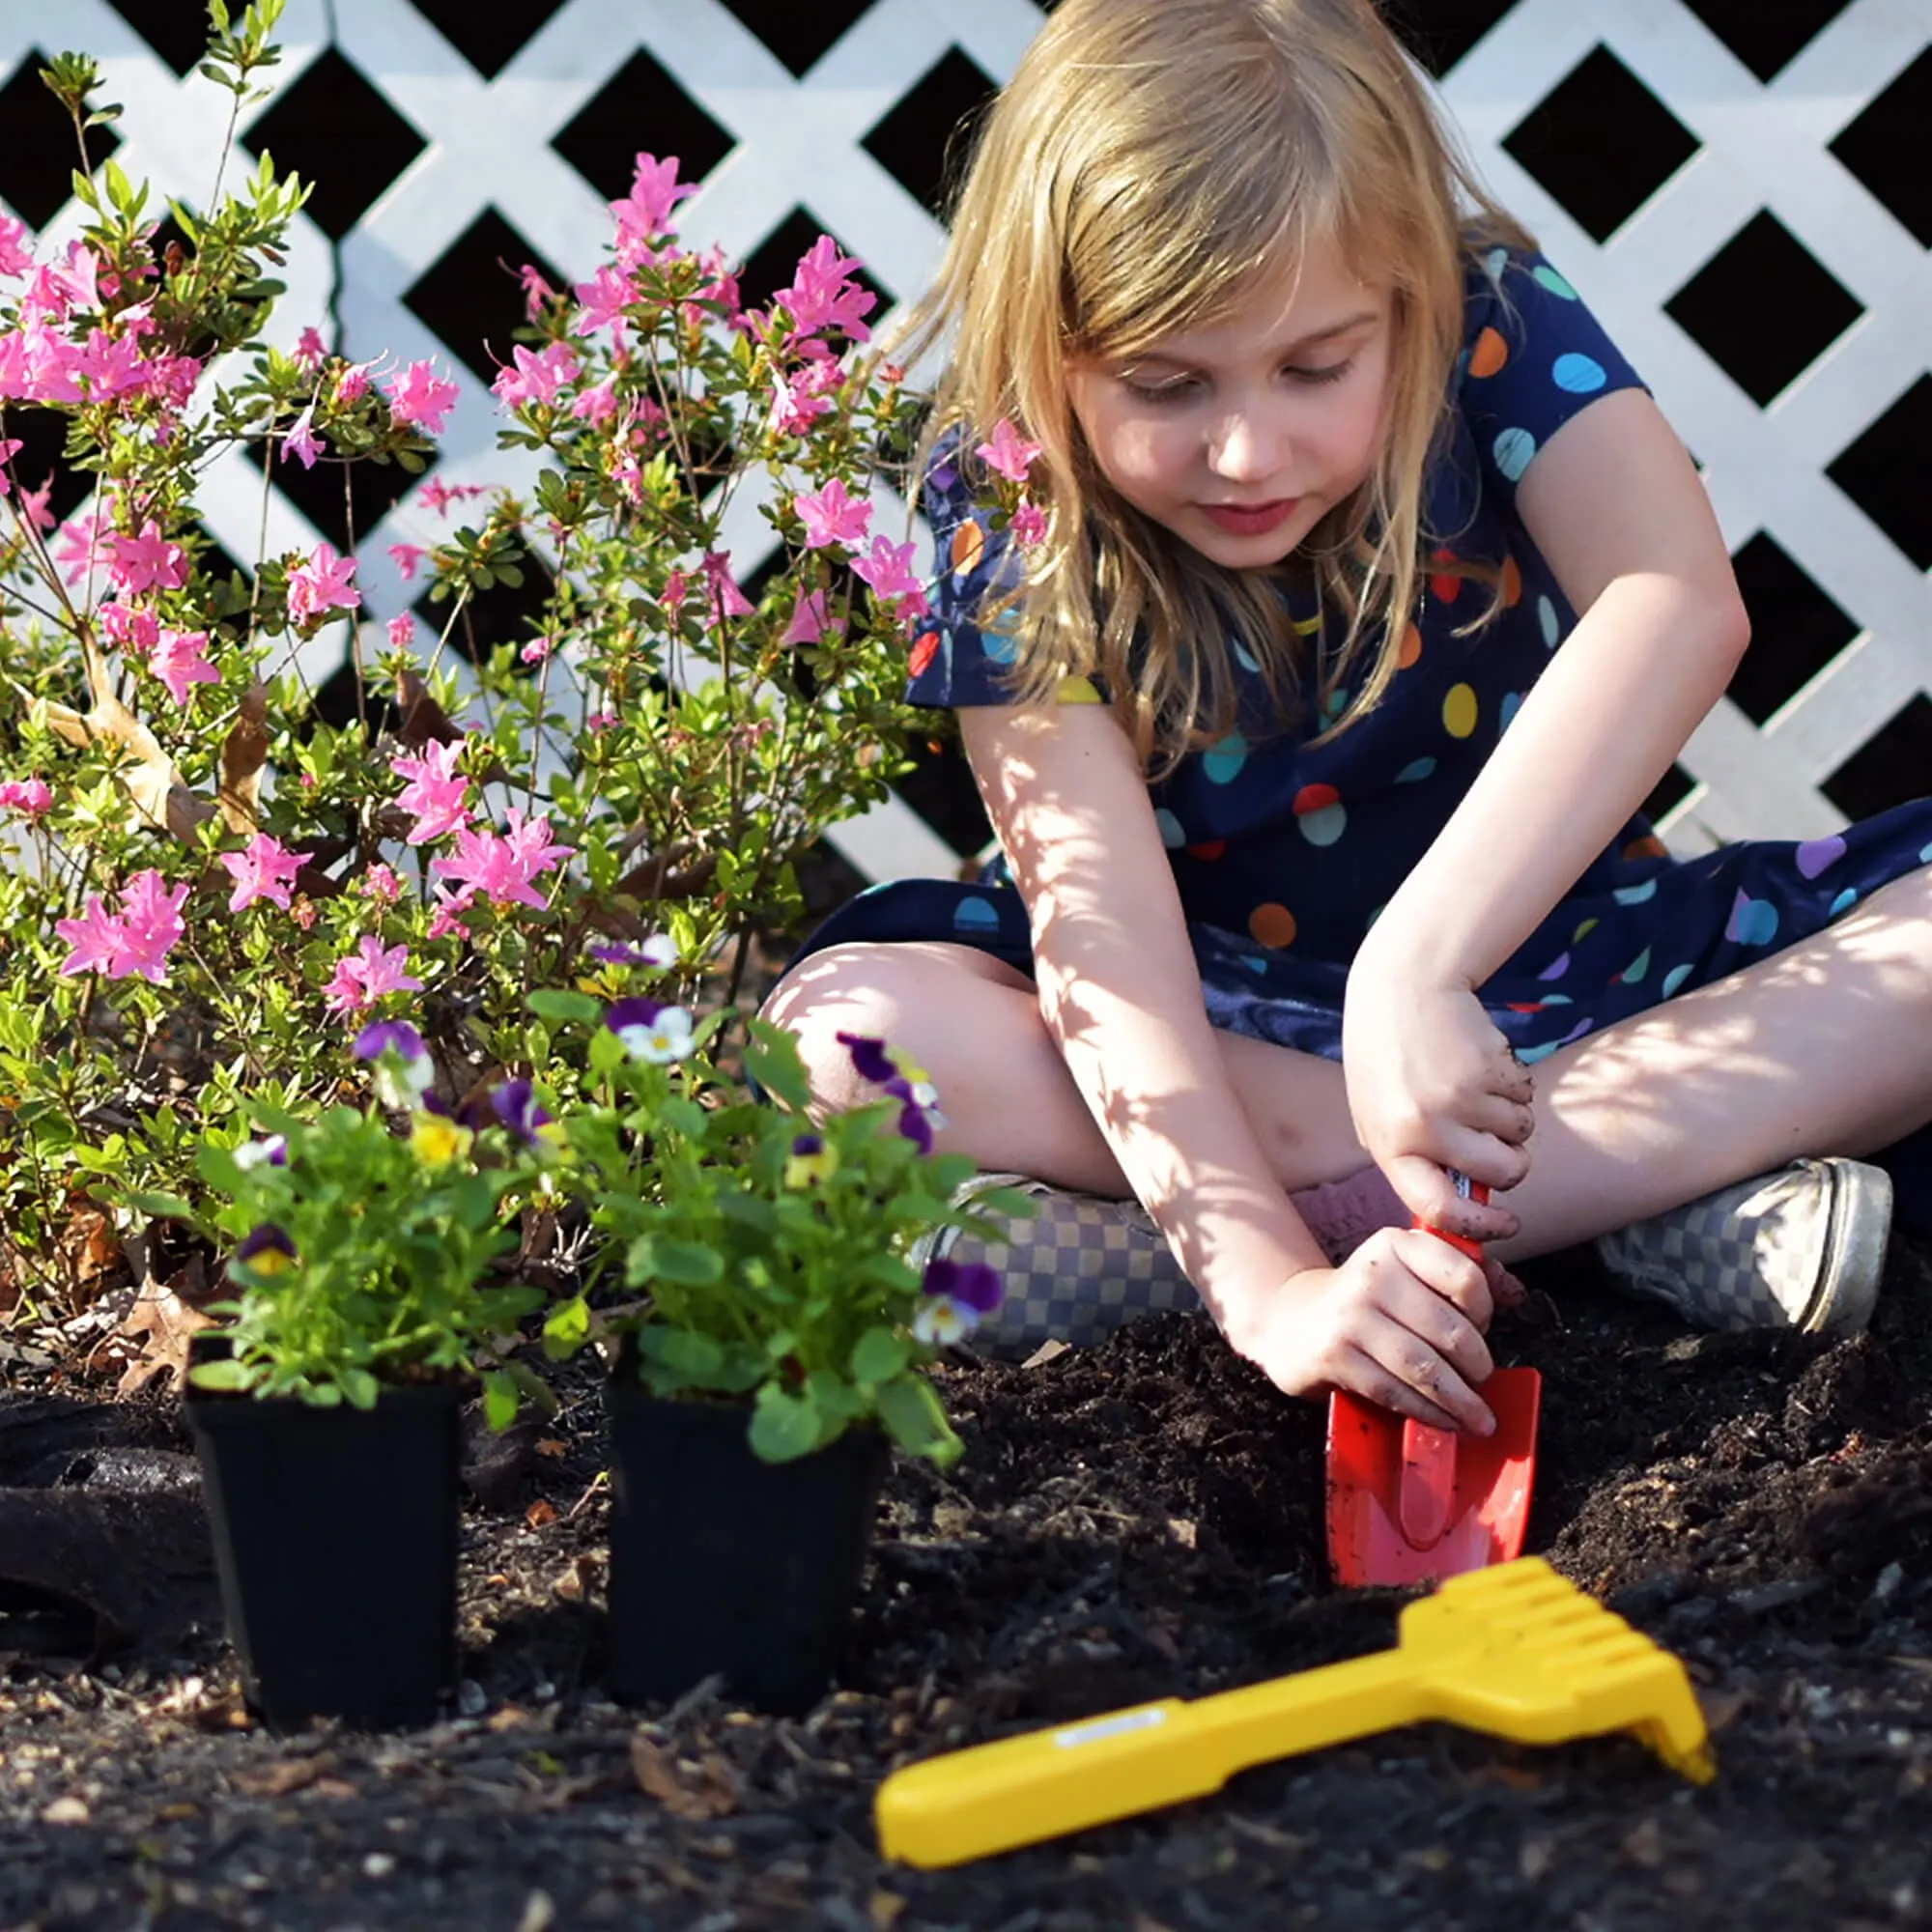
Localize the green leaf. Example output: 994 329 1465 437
125 1190 196 1222
637 1326 725 1381
526 987 603 1025
340 1367 381 1409
482 1370 519 1433
639 1238 724 1286
749 1382 823 1463
849 1325 908 1386
187 1357 249 1391
740 1021 812 1113
874 1376 960 1467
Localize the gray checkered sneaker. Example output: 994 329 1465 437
909 1173 1198 1361
1595 1156 1891 1337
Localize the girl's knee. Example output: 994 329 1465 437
758 945 915 1110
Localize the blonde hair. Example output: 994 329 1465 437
892 0 1533 777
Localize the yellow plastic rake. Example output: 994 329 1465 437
875 1557 1713 1868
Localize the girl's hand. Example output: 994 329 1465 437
1341 968 1533 1237
1219 1228 1503 1434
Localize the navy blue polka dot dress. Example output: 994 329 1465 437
794 248 1932 1072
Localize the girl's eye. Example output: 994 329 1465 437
1121 376 1197 404
1287 359 1353 386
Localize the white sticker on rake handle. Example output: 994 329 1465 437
1052 1707 1169 1749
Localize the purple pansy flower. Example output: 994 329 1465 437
232 1223 298 1278
491 1078 554 1144
913 1255 1004 1345
836 1030 897 1087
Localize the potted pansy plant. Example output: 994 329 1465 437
135 1022 542 1728
528 974 1031 1715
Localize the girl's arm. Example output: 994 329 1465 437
1344 387 1751 1221
962 698 1499 1432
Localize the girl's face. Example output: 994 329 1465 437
1065 235 1394 569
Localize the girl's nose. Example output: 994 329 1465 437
1208 409 1285 483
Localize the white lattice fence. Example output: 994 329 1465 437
2 0 1927 875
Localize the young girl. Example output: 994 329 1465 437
765 0 1932 1435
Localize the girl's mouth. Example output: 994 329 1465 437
1201 497 1299 536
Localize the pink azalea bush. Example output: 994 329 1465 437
0 13 938 1303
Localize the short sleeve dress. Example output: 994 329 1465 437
790 248 1932 1069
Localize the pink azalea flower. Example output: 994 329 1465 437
430 807 574 911
384 359 461 436
391 739 471 844
0 435 20 493
702 552 753 621
333 360 376 405
14 474 54 532
281 401 324 469
0 213 32 279
322 934 423 1019
1010 499 1049 547
386 612 417 651
572 265 635 339
781 588 844 647
54 894 123 977
387 541 428 581
292 326 327 375
106 519 189 596
359 863 403 906
150 628 220 707
774 236 875 343
99 600 160 656
611 154 695 255
977 418 1043 484
54 519 110 588
519 264 555 321
520 638 554 665
0 778 52 815
217 832 305 912
491 341 579 410
850 534 924 605
75 327 147 399
768 361 839 437
426 886 473 942
793 476 872 552
571 377 620 426
287 541 361 625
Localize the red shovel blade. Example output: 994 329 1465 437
1324 1367 1542 1587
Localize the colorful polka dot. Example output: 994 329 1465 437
1662 964 1693 998
1398 622 1423 668
1617 947 1651 985
1187 839 1227 861
1292 611 1323 639
1538 951 1571 981
1919 841 1932 866
1429 549 1463 603
1396 756 1436 783
1533 265 1579 300
1295 792 1348 847
1501 554 1522 607
908 628 941 678
1623 836 1668 862
1613 878 1659 906
1204 733 1248 783
1726 891 1779 947
1552 353 1606 393
980 608 1021 664
1493 428 1537 481
1830 887 1859 917
1057 673 1101 702
1154 809 1185 850
1442 684 1479 738
1795 836 1846 879
1537 595 1561 648
952 896 1000 934
1233 639 1263 673
1468 327 1510 379
1321 689 1350 726
1484 246 1510 280
1573 918 1598 942
1498 691 1524 735
951 519 985 578
1248 902 1298 949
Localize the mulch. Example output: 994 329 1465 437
5 1226 1932 1932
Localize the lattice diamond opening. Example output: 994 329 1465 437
1382 0 1520 76
1678 0 1846 83
411 557 558 674
403 210 569 384
1827 376 1932 572
244 48 427 242
1642 763 1698 826
1501 46 1701 243
1664 213 1864 408
111 0 215 77
716 0 873 78
0 405 92 528
407 0 570 81
1723 533 1860 727
738 208 895 321
0 51 122 232
862 47 998 219
1823 696 1932 824
552 48 736 205
263 440 425 563
1830 46 1932 249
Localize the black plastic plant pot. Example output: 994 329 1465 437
606 1378 889 1717
187 1366 464 1730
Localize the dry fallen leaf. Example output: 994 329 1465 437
630 1736 740 1819
236 1753 338 1798
216 680 270 834
534 1438 568 1460
115 1255 216 1394
525 1499 559 1529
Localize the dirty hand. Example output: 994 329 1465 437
1218 1228 1501 1435
1340 966 1533 1238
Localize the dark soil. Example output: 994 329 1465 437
7 1236 1932 1932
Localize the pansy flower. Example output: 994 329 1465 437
912 1256 1004 1344
352 1019 435 1111
606 997 696 1064
491 1077 559 1147
232 1134 288 1173
231 1224 298 1280
783 1131 839 1189
410 1113 474 1168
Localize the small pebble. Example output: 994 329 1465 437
362 1853 397 1879
41 1797 89 1827
456 1680 489 1718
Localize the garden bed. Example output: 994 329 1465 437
4 1233 1932 1932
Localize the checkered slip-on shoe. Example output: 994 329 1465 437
1594 1156 1891 1337
909 1173 1198 1360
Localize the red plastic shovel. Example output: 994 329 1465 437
1325 1177 1542 1588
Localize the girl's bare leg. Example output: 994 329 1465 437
761 866 1932 1257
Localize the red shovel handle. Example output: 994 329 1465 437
1416 1170 1488 1260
